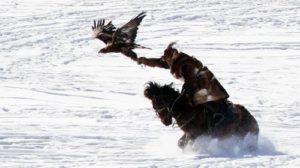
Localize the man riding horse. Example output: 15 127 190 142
137 42 234 126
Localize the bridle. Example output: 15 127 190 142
152 90 186 127
152 95 172 117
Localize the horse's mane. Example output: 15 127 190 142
144 82 181 99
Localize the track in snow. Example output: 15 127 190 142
0 0 299 167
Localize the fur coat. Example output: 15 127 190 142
137 45 229 105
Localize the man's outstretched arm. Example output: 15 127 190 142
137 57 169 69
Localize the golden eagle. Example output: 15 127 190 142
92 12 149 61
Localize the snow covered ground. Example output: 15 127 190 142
0 0 299 167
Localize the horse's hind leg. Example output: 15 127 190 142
246 118 259 151
243 132 259 151
236 104 259 151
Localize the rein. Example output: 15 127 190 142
170 88 199 129
169 88 186 115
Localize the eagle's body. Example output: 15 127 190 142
92 12 148 61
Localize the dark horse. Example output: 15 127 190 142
144 82 259 150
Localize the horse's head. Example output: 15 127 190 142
144 82 181 126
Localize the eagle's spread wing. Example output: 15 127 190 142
112 12 146 45
92 19 116 44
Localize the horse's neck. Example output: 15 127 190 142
174 106 209 138
171 99 192 120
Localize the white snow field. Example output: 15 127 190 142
0 0 300 167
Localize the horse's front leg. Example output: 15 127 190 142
178 134 190 149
